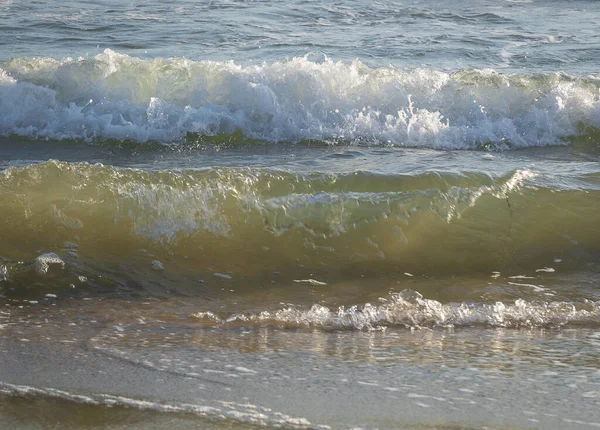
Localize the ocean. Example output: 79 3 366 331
1 0 599 428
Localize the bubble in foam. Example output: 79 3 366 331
34 253 65 276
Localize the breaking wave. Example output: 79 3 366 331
1 49 599 148
0 160 599 300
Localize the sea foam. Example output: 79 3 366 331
1 49 599 148
192 290 600 330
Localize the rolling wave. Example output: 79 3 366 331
1 49 599 148
0 160 598 299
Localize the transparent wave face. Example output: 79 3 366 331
1 160 599 301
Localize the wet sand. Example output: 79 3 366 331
2 299 600 429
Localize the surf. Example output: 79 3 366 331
1 50 599 148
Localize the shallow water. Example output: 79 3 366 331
1 0 600 428
2 299 600 429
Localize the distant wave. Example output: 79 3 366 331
1 49 599 149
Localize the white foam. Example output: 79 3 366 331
0 382 325 428
507 282 548 293
1 50 599 148
34 252 65 275
191 290 600 330
293 279 328 286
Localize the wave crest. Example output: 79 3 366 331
2 50 599 148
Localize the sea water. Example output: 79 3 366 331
1 0 600 429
